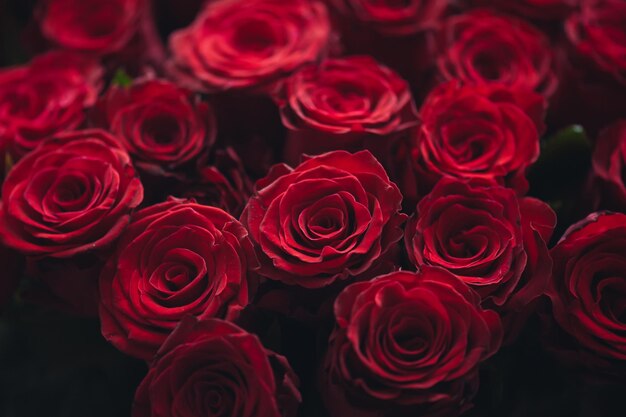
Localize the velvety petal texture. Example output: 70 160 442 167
546 212 626 375
0 129 143 258
437 10 557 97
37 0 146 54
94 77 216 171
167 0 332 92
99 198 259 360
133 316 301 417
0 51 102 158
566 0 626 85
241 150 406 288
588 120 626 211
323 268 502 417
405 178 555 340
407 81 545 198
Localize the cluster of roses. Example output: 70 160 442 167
0 0 625 416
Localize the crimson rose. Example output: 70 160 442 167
0 129 143 258
327 0 448 36
588 120 626 211
0 51 102 158
436 10 557 97
37 0 145 55
323 268 502 417
241 150 406 288
406 81 544 200
94 77 216 173
276 56 418 164
133 317 301 417
167 0 331 93
405 178 555 339
566 0 626 85
99 198 259 360
546 212 626 375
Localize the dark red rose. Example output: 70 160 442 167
276 56 418 165
241 150 406 288
37 0 145 55
566 0 626 86
0 129 143 258
133 316 300 417
468 0 579 19
405 81 544 200
323 268 502 417
99 198 259 360
588 120 626 212
167 0 332 93
0 51 102 158
404 178 555 340
546 212 626 375
327 0 449 36
436 10 557 97
94 77 216 173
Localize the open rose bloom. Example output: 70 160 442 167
1 0 626 416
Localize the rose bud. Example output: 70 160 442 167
0 129 143 258
322 268 502 417
550 0 626 134
133 316 301 417
587 120 626 212
275 56 418 166
467 0 579 20
546 212 626 377
436 10 557 98
402 81 545 202
240 150 406 289
99 198 259 360
405 178 556 342
0 51 102 159
167 0 332 94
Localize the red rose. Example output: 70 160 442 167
241 150 406 288
468 0 579 19
0 129 143 258
0 51 102 158
94 77 216 173
436 10 557 97
546 212 626 375
99 198 259 360
328 0 449 36
405 81 544 200
323 268 502 417
167 0 332 93
404 178 555 339
588 120 626 211
566 0 626 86
37 0 145 55
276 56 418 165
133 316 301 417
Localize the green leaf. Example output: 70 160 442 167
112 69 133 88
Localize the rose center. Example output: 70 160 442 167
232 19 278 53
142 115 181 145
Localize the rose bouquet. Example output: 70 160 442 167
0 0 625 416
